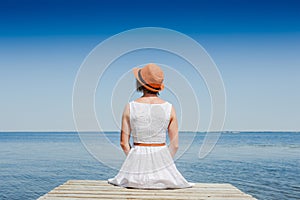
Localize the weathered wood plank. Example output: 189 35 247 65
56 185 238 190
52 188 245 193
38 180 257 200
47 190 252 196
41 195 254 200
66 180 235 188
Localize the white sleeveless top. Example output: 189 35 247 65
129 101 172 144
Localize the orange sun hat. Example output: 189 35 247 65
133 63 165 92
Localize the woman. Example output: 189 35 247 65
108 63 193 189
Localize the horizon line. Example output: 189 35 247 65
0 130 299 133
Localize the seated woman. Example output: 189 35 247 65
108 63 193 189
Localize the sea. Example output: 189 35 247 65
0 131 299 200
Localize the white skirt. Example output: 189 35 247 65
108 145 193 189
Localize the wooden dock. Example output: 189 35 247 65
38 180 257 200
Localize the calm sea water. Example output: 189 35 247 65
0 132 299 200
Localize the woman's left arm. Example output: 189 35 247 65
120 103 131 156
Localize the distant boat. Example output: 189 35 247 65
232 131 240 134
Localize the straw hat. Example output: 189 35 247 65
133 63 165 92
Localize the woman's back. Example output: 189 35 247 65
130 101 172 144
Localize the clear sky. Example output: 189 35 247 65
0 0 299 131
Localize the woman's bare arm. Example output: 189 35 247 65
168 106 179 158
120 103 131 156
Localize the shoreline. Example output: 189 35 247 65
0 131 299 133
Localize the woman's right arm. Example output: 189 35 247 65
120 103 131 156
168 106 179 158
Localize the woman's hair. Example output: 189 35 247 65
136 80 159 95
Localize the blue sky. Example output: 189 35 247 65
0 0 299 131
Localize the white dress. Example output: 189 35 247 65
108 101 193 189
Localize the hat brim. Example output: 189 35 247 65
133 67 164 92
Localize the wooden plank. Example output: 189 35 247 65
56 185 238 190
39 197 253 200
38 180 257 200
66 180 235 188
52 188 245 193
48 190 252 195
49 187 249 194
57 185 237 190
41 195 254 200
